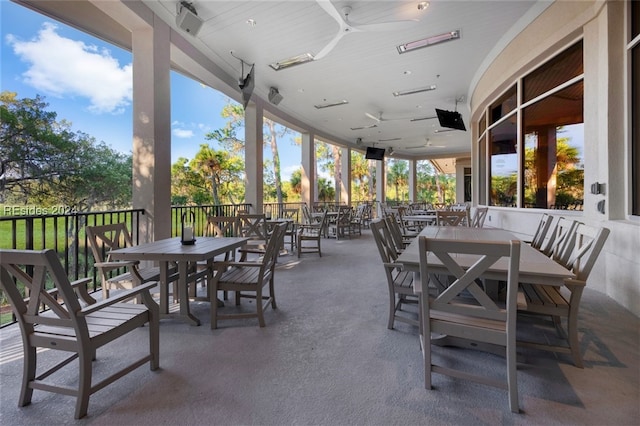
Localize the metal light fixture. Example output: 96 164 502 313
397 30 460 54
393 85 437 97
269 53 315 71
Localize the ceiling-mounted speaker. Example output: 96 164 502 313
176 2 203 36
268 87 283 105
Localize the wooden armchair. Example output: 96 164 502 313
418 237 522 413
0 249 159 419
518 224 610 367
297 210 328 257
86 223 172 301
370 219 419 329
435 210 468 226
237 213 269 260
528 213 554 250
280 208 300 251
470 206 489 228
210 222 287 328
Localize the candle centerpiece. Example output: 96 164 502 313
181 211 196 245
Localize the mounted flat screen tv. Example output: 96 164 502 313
435 108 467 131
239 64 255 109
365 146 385 160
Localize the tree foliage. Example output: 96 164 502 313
1 92 132 211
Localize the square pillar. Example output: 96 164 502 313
132 21 171 241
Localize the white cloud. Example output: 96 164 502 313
7 22 132 114
173 128 194 138
281 164 301 181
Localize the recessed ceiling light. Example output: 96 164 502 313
393 85 437 97
246 19 256 27
314 99 349 109
417 2 429 11
269 53 315 71
397 30 460 54
403 70 412 75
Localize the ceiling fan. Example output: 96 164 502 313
314 1 418 60
404 139 446 149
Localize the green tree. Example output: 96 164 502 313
1 92 131 210
386 159 409 203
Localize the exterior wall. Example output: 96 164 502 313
471 0 640 316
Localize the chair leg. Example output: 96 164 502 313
506 336 519 413
75 349 93 419
269 276 277 309
388 292 396 330
19 345 36 407
567 307 583 368
256 290 265 327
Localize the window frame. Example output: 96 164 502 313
481 39 584 210
628 0 640 218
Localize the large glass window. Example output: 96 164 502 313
489 114 518 206
523 82 584 209
485 41 583 209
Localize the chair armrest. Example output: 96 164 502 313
563 277 586 288
219 261 263 268
95 260 140 271
70 277 97 305
79 282 158 315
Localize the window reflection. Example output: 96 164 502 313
489 115 518 206
523 81 584 209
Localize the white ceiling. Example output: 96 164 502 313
33 0 547 159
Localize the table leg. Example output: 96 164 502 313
159 261 169 315
178 261 201 326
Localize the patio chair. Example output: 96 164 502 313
528 213 554 250
327 206 352 239
370 219 419 329
0 249 159 419
435 210 468 227
237 213 269 261
541 217 579 265
470 206 489 228
279 207 299 251
297 210 328 257
418 237 522 413
518 224 610 367
383 214 412 254
210 222 287 328
86 223 175 301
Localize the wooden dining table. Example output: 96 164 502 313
396 226 575 287
396 226 575 353
109 236 249 326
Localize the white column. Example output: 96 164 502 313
131 21 171 241
340 147 351 205
409 159 417 203
376 160 385 217
244 102 263 213
301 132 315 207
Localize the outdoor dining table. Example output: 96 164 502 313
396 226 575 352
109 236 249 326
397 226 575 286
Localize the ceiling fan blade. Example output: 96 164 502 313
365 112 381 122
315 30 348 60
410 116 438 122
316 0 346 26
352 19 418 32
350 124 378 130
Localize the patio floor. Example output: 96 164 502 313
0 227 638 425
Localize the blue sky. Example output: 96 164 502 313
1 1 301 180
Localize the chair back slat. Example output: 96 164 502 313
436 211 468 226
531 213 553 250
419 237 521 323
237 213 268 240
206 216 238 237
562 224 610 281
86 223 134 263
